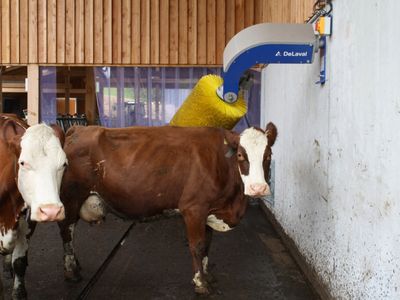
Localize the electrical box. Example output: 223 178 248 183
314 16 332 36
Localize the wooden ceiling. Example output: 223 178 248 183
0 0 314 66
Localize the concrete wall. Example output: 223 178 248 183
261 1 400 299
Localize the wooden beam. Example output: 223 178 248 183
122 0 132 64
197 0 206 64
38 0 47 63
151 0 160 64
2 0 11 63
85 67 97 125
159 0 169 64
65 0 75 63
111 0 121 64
169 0 178 64
84 0 94 64
93 0 103 63
178 0 187 64
131 0 141 64
2 87 26 93
206 0 216 64
57 0 65 63
27 65 39 125
47 0 57 63
187 0 197 64
10 0 19 63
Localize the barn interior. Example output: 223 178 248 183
1 0 399 299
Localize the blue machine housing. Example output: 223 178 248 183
221 23 317 103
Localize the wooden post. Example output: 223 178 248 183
27 65 39 125
0 67 3 113
85 67 97 125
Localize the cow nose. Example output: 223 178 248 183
38 204 65 222
248 183 270 197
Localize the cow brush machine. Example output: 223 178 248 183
170 23 318 129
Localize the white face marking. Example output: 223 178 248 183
80 193 106 223
239 128 270 196
0 227 17 254
206 215 232 232
17 124 67 222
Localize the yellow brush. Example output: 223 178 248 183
169 75 247 130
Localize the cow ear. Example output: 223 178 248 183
1 119 25 141
265 122 277 147
224 130 240 150
50 124 65 147
1 119 24 155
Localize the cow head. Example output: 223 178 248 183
225 122 278 197
16 124 67 222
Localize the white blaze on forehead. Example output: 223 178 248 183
20 124 66 165
239 128 269 187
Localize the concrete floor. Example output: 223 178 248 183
1 204 318 300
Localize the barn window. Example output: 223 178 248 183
37 66 260 131
95 67 261 131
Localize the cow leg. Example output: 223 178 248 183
3 254 13 279
182 209 210 295
11 218 35 300
0 276 4 300
203 226 215 283
58 222 81 282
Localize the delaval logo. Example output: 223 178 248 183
275 51 308 57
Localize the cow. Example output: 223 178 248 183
0 114 67 299
58 123 277 295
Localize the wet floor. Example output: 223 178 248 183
1 204 318 300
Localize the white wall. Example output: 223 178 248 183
261 1 400 299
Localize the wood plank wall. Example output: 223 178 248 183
0 0 314 66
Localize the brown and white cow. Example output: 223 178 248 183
59 123 277 294
0 114 67 299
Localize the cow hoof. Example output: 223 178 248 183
64 270 82 283
12 287 27 300
194 285 210 295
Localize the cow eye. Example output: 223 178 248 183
19 161 31 170
237 153 245 161
63 162 68 167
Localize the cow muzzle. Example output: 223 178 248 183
36 204 65 222
247 183 270 197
